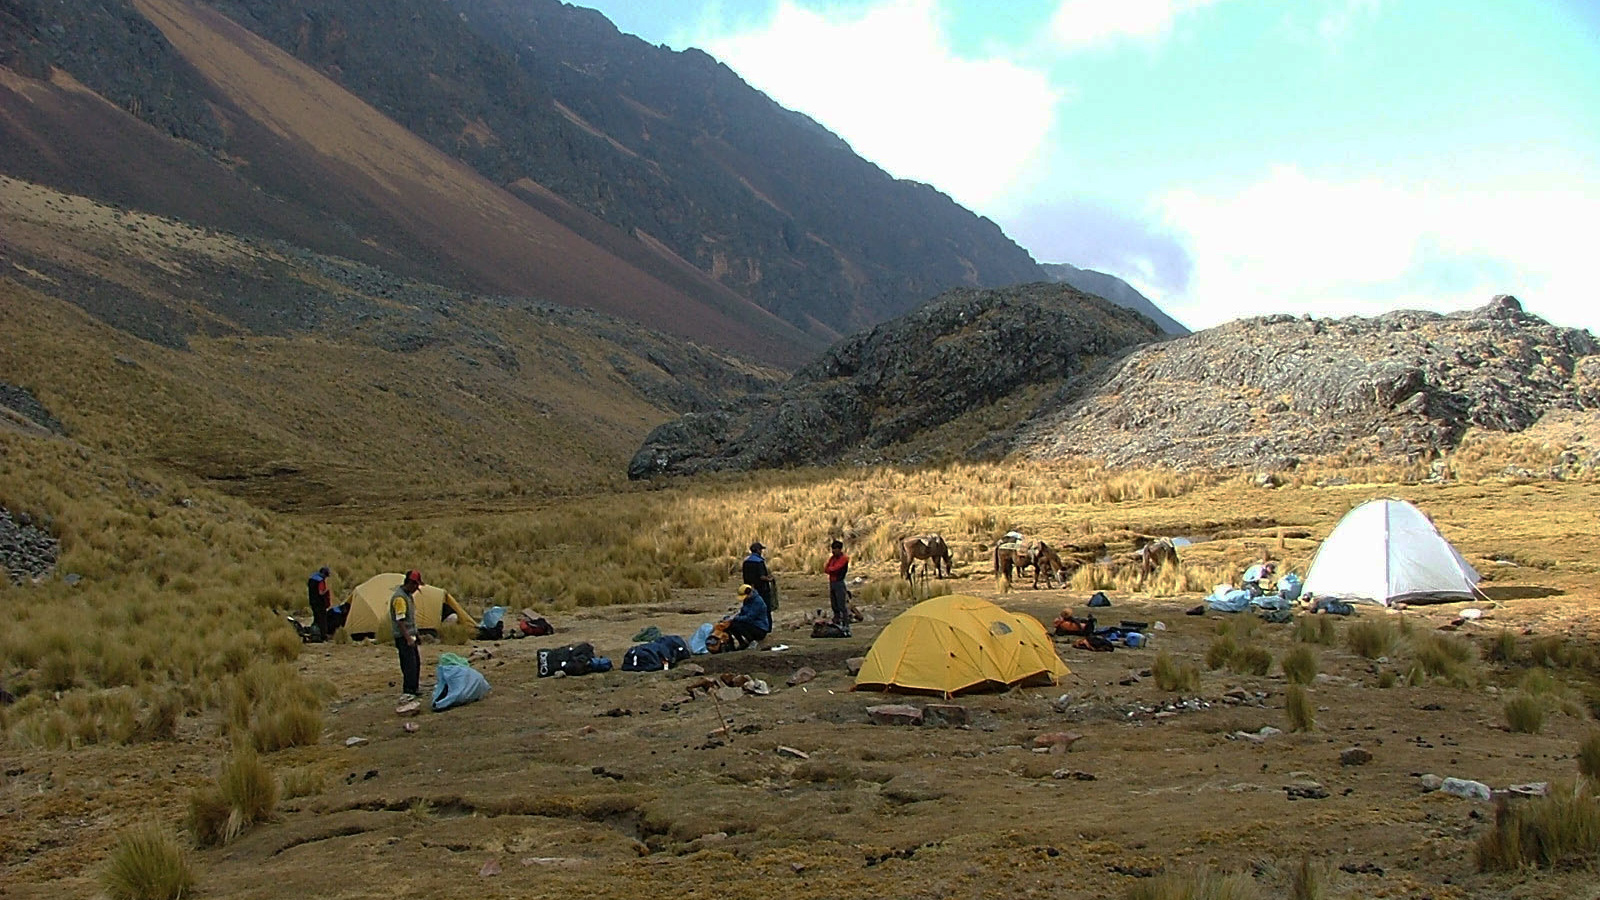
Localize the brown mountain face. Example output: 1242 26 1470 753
0 0 816 366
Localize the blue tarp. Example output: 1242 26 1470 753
432 662 490 711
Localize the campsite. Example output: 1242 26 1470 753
5 457 1600 900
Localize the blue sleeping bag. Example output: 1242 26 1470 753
432 661 491 711
1206 585 1253 613
622 635 692 671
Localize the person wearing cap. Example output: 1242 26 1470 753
306 566 333 639
724 583 771 650
741 541 777 613
824 539 851 635
391 570 423 701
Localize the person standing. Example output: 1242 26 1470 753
742 541 777 613
391 570 423 701
307 566 333 638
824 539 851 636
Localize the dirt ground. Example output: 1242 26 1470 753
8 560 1599 900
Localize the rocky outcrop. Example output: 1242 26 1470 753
629 283 1164 477
1012 296 1598 470
0 508 58 584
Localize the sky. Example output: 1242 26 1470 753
576 0 1600 333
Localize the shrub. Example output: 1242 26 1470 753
99 824 196 900
1124 868 1260 900
1153 651 1201 693
1475 784 1600 871
1345 619 1397 659
1281 646 1318 685
1505 694 1547 734
1292 616 1335 645
1285 685 1315 732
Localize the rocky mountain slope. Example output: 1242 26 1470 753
629 283 1164 478
1012 296 1598 471
0 176 779 507
1041 262 1189 335
0 0 1046 361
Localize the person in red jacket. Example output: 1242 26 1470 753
824 539 851 636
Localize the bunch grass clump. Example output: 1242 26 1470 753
1124 867 1260 900
1578 731 1600 783
1292 616 1335 645
187 746 278 847
1505 693 1548 734
1281 645 1319 685
1285 684 1315 732
1153 650 1200 693
1345 619 1398 659
1409 631 1480 686
99 823 197 900
1474 783 1600 871
1227 645 1273 677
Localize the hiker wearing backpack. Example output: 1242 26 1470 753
825 539 851 636
724 583 771 650
391 570 424 702
742 541 778 612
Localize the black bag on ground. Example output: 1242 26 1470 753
621 635 692 671
537 642 595 677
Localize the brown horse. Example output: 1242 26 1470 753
995 540 1070 589
900 534 953 581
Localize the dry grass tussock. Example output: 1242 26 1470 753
187 746 277 848
98 823 197 900
1474 782 1600 871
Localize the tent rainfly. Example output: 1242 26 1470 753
344 573 478 637
1303 498 1481 606
854 594 1068 697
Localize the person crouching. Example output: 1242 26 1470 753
724 584 771 650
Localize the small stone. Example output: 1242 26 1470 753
344 736 369 747
787 666 817 686
921 703 969 727
707 725 730 740
671 663 707 679
1507 782 1549 797
866 704 924 726
776 746 809 759
479 858 501 877
1032 731 1083 753
403 722 419 734
845 656 867 675
715 686 743 703
396 700 422 716
1340 747 1373 766
1418 774 1444 792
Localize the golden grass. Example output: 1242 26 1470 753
1153 650 1200 693
1281 645 1318 685
1408 631 1480 687
1285 685 1315 732
1579 732 1600 783
1124 868 1260 900
99 823 197 900
1292 615 1335 645
1345 619 1398 659
188 746 277 847
1505 693 1547 734
1475 783 1600 871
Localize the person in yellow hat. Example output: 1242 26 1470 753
723 583 771 650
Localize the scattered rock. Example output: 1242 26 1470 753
1284 783 1329 801
1507 782 1549 797
846 657 867 676
1439 777 1493 801
1418 774 1444 792
866 704 924 726
478 858 501 877
881 774 944 804
922 704 969 727
1052 770 1096 781
396 701 422 716
742 679 772 695
344 736 369 748
671 664 706 679
1340 747 1373 767
1032 731 1083 754
787 666 817 686
715 686 743 703
776 746 809 760
403 722 419 734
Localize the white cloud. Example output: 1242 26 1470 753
693 0 1061 209
1047 0 1224 50
1157 165 1598 333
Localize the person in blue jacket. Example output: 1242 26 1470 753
724 583 771 650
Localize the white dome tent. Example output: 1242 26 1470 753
1303 498 1482 606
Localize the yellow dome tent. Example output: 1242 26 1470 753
344 573 477 637
854 594 1068 697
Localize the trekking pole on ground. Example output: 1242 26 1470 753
710 683 732 744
